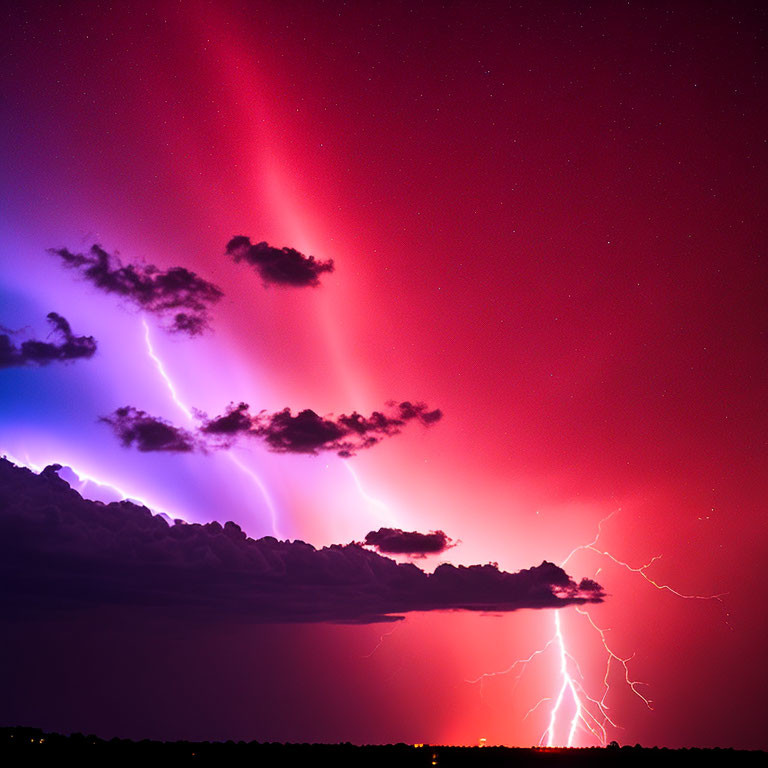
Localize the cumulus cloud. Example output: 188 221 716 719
49 244 223 335
226 236 334 287
100 407 197 453
0 312 97 368
364 528 454 557
201 401 443 457
0 459 605 623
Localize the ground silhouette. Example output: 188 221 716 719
1 727 764 766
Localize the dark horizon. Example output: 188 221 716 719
3 726 766 759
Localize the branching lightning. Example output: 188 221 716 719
467 509 727 747
560 510 728 607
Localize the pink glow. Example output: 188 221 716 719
0 0 764 750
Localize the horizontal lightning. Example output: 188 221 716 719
1 449 178 520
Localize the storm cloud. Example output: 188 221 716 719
364 528 454 557
201 401 443 457
226 236 334 287
0 312 97 368
100 407 197 453
49 244 223 334
0 459 605 623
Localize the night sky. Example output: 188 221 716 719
1 0 766 750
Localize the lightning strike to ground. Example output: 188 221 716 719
468 509 727 747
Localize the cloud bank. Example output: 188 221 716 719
49 244 223 335
0 459 605 623
0 312 97 368
226 236 334 287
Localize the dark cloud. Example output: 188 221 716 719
199 401 253 437
0 312 97 368
49 244 223 335
226 236 334 287
364 528 454 557
577 577 603 593
100 407 197 453
248 408 349 454
201 401 443 457
0 459 605 623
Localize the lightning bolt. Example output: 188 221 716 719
542 601 625 747
546 610 583 746
468 509 727 747
362 624 400 659
141 317 282 537
142 318 193 420
342 460 398 527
